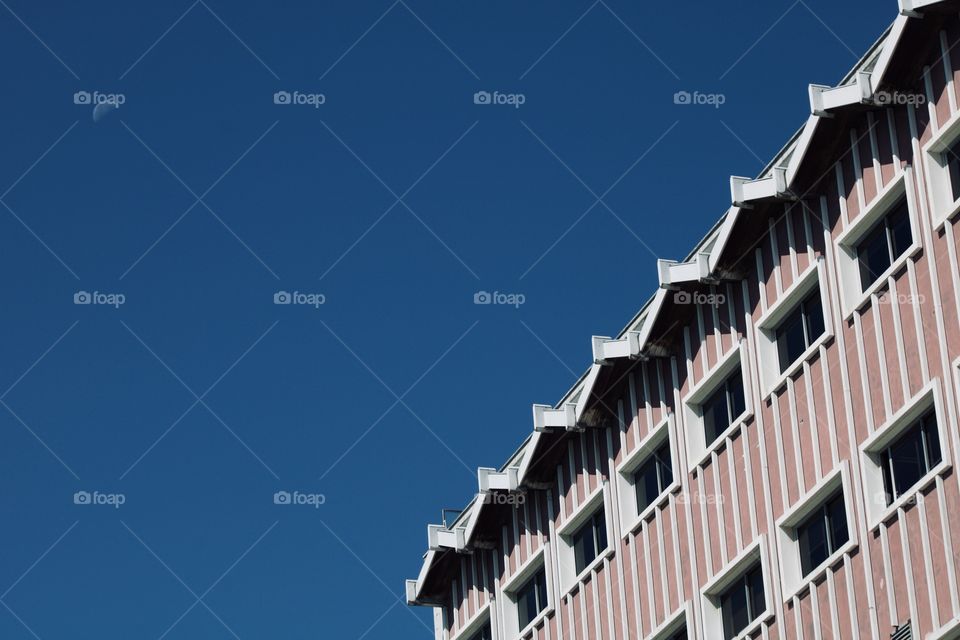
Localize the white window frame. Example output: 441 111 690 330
501 547 553 639
700 536 773 640
929 615 960 640
615 414 681 537
755 258 833 396
646 601 693 640
834 166 922 319
555 483 613 595
682 340 753 470
859 378 951 528
922 107 960 229
776 461 858 600
450 603 493 640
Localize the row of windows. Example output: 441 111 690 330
449 404 941 640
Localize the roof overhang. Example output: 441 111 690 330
809 71 874 117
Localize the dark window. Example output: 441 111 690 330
947 138 960 203
881 412 941 505
856 197 912 290
775 289 825 372
571 510 608 574
634 442 674 514
666 629 688 640
720 565 766 640
702 367 746 445
516 567 549 629
797 493 849 576
465 622 492 640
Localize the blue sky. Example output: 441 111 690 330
0 1 891 637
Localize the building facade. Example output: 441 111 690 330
407 2 960 638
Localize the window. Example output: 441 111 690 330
634 443 674 514
702 367 746 445
861 381 948 526
796 493 849 576
880 411 942 505
571 510 608 574
464 623 492 640
855 196 912 291
834 169 920 316
774 289 825 372
516 567 549 630
719 564 766 640
947 138 960 203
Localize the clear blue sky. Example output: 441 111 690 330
0 1 890 637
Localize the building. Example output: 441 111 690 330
406 1 960 638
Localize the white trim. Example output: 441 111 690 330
860 379 952 528
730 167 790 207
921 107 960 229
700 536 773 640
592 332 641 364
645 601 693 640
682 341 754 470
900 0 953 15
929 616 960 640
834 166 922 318
809 71 873 116
532 402 578 432
872 16 910 84
776 462 859 600
450 603 492 640
615 414 681 537
658 253 710 287
755 258 834 396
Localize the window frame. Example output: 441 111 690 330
776 462 858 600
501 547 553 639
682 341 753 471
773 288 826 374
700 536 772 640
922 106 960 229
615 415 681 536
647 602 694 640
834 166 922 319
448 603 493 640
555 484 612 595
860 379 951 528
755 259 833 396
